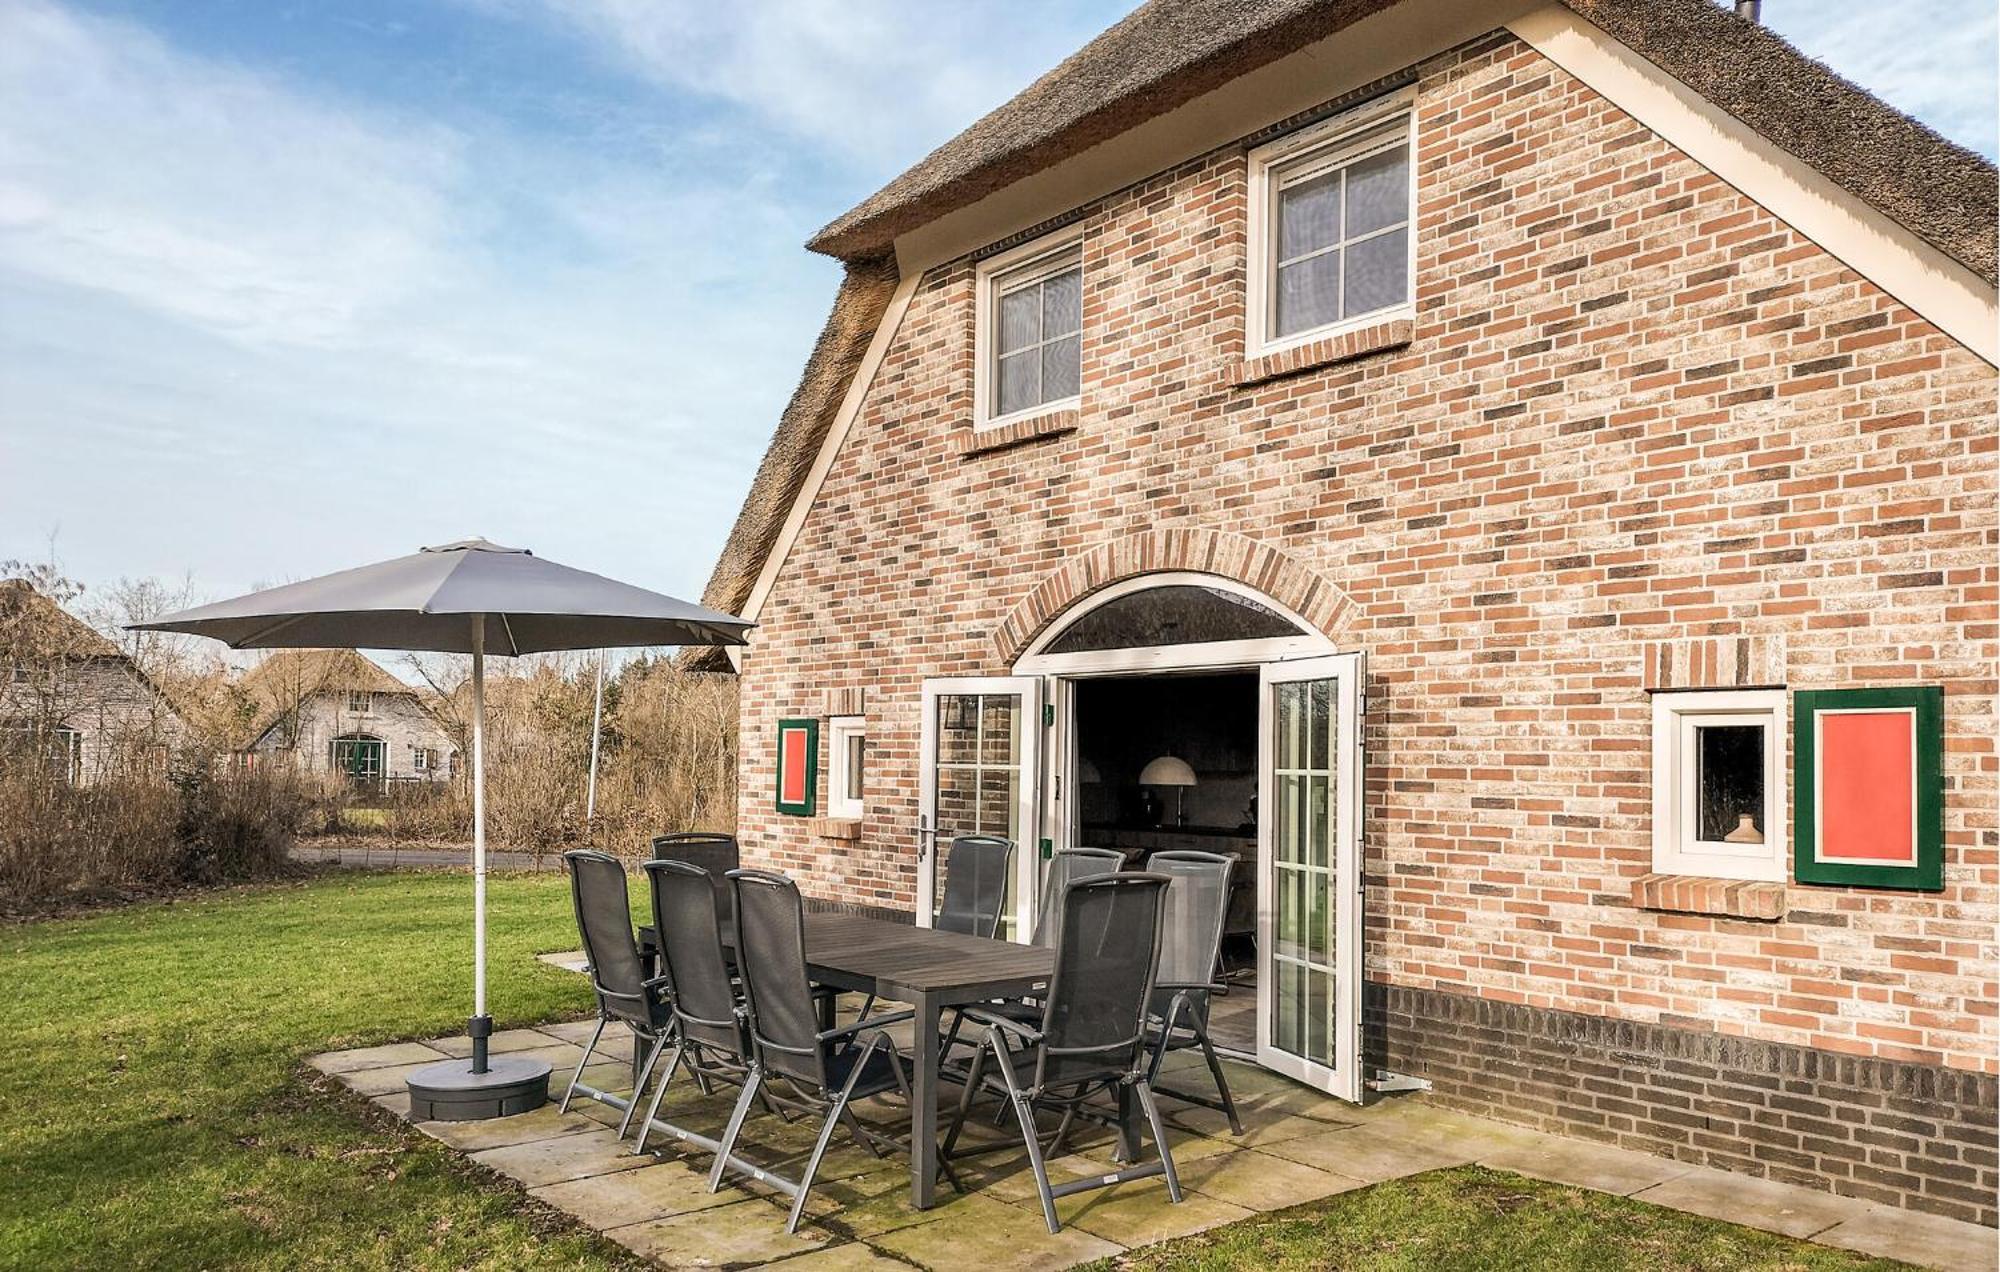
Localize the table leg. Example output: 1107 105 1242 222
910 989 939 1209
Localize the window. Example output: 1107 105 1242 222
1651 690 1786 881
827 716 866 820
346 690 372 714
1248 94 1414 354
975 229 1083 427
412 746 431 771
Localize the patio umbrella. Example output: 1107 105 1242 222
133 538 751 1118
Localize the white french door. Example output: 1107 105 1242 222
1257 653 1365 1101
916 677 1042 940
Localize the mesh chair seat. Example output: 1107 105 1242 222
935 835 1013 938
559 851 673 1134
1137 851 1243 1134
708 869 931 1235
942 871 1183 1235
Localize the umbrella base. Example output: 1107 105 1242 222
406 1055 551 1122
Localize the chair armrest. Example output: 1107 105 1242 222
961 1007 1044 1044
816 1009 916 1044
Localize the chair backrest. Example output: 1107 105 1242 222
563 850 649 1026
652 832 740 923
728 870 828 1091
640 858 743 1055
1145 851 1233 991
1029 847 1123 947
1035 872 1169 1089
936 835 1013 938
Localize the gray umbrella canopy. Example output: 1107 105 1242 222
132 538 750 653
131 537 750 1090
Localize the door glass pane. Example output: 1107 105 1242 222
930 692 1024 930
1268 674 1341 1070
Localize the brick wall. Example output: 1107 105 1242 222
1375 984 1998 1226
731 29 1998 1215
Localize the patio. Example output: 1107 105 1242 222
313 1011 1988 1271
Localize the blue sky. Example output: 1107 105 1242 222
2 0 1994 609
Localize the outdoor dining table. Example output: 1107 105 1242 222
639 911 1053 1209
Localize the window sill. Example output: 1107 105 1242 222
1233 318 1414 387
811 817 862 841
961 408 1080 457
1631 872 1787 921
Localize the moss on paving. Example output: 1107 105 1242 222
0 870 642 1270
1085 1164 1915 1272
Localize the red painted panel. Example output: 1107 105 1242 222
1819 711 1915 863
779 727 808 805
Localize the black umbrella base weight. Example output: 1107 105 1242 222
406 1055 551 1121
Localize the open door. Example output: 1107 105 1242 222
1256 653 1364 1101
917 678 1041 940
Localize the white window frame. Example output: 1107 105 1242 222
412 745 430 772
973 225 1084 430
826 715 866 821
346 690 372 715
1651 689 1787 882
1246 89 1417 358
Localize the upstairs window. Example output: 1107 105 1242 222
1249 95 1414 354
346 690 372 714
976 228 1083 427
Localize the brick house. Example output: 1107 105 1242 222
693 0 1997 1225
238 649 455 789
0 579 186 783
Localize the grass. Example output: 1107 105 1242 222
0 869 637 1270
0 871 1923 1271
1083 1165 1911 1272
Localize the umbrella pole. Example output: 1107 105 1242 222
585 651 604 825
470 617 490 1075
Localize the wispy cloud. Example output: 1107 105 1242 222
467 0 1118 166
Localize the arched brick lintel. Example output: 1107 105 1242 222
991 527 1356 664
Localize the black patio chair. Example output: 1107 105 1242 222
711 869 926 1234
651 831 739 924
1140 851 1243 1134
941 871 1181 1234
627 858 772 1162
940 845 1123 1067
558 850 673 1136
936 834 1013 938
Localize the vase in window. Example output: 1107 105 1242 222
1722 813 1762 844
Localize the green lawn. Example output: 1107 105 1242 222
0 870 637 1270
0 872 1918 1271
1083 1166 1910 1272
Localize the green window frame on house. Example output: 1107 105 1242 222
774 718 819 816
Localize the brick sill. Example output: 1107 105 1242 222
1632 872 1787 921
960 408 1079 457
1231 318 1414 387
810 817 861 841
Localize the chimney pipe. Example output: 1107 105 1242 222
1735 0 1762 22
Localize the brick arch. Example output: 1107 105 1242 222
992 527 1356 663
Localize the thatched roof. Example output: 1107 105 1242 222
693 0 1996 669
809 0 1997 284
0 578 119 659
237 649 418 744
685 256 901 670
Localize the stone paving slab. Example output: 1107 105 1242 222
1812 1200 2000 1272
1632 1164 1854 1240
308 1040 452 1074
312 1028 1993 1270
1478 1133 1694 1196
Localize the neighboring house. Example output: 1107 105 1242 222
0 578 186 783
238 650 454 790
696 0 1996 1230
